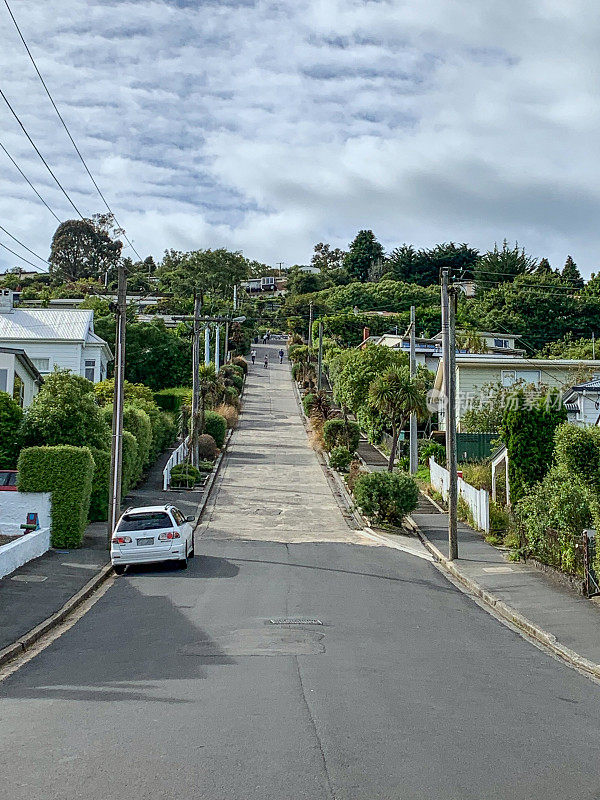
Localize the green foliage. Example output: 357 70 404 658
232 356 248 374
500 390 567 502
461 381 543 434
419 440 446 466
121 430 138 496
387 242 478 286
473 240 537 289
122 405 153 480
562 255 583 288
154 387 191 413
322 419 360 452
89 448 111 522
291 363 302 381
344 230 385 283
553 423 600 488
353 471 418 525
170 463 203 488
329 446 353 472
204 410 227 448
158 248 248 307
197 434 218 461
0 391 23 469
329 344 408 414
18 445 94 548
48 215 122 283
302 393 316 416
537 335 596 360
19 370 111 451
94 379 154 407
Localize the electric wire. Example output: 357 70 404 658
0 224 49 266
0 140 62 222
0 240 47 271
2 0 143 261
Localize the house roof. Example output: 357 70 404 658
569 377 600 392
434 356 600 390
0 347 43 384
0 308 93 341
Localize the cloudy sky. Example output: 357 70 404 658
1 0 599 275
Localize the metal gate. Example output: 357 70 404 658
583 529 600 597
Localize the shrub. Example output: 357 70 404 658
323 419 360 453
346 460 367 492
204 410 227 448
553 423 600 489
329 446 353 472
232 356 248 374
18 445 94 548
197 433 218 461
89 447 111 522
153 387 191 413
0 391 23 469
121 430 138 495
302 392 316 416
459 461 492 492
291 363 301 381
170 463 202 488
353 471 419 525
197 460 214 472
226 374 244 394
94 379 154 407
215 403 238 429
419 440 446 466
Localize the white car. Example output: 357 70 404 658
111 504 195 574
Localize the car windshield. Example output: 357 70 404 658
117 512 172 532
0 472 16 487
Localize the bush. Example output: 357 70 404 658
232 356 248 374
197 460 214 472
291 363 301 381
553 423 600 489
121 430 138 496
197 434 218 461
459 461 492 492
329 446 353 472
419 440 446 466
94 379 154 407
353 471 418 525
0 391 23 469
215 403 238 429
302 392 315 416
226 374 244 394
18 445 94 548
170 463 202 488
89 447 111 522
153 387 191 413
323 419 360 453
346 460 367 492
204 410 227 448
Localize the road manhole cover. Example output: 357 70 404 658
269 618 322 625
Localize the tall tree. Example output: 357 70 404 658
562 255 584 288
344 230 385 283
535 257 552 276
474 240 537 290
386 242 478 286
49 213 123 283
311 242 346 272
158 248 248 309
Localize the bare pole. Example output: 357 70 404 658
317 321 323 391
224 319 229 364
308 301 314 351
190 293 201 468
409 305 417 475
107 260 127 543
593 331 596 360
215 324 221 372
204 323 210 365
441 266 458 560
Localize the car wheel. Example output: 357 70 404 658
113 564 126 575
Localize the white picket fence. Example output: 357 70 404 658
163 438 189 490
429 457 489 534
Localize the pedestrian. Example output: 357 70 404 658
278 348 284 364
264 355 269 369
263 333 268 345
251 349 256 365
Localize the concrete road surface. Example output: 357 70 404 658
2 343 600 800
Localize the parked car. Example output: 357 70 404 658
0 470 17 491
110 505 195 574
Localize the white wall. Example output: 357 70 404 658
0 340 82 377
0 491 52 537
0 351 39 407
0 528 51 580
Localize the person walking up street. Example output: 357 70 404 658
278 348 284 364
251 349 256 365
264 355 269 369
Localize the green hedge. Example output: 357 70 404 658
329 446 353 472
302 392 315 416
89 447 111 522
0 391 23 469
353 471 418 525
122 430 138 495
153 387 190 413
18 445 94 548
123 405 153 477
204 410 227 448
323 419 360 453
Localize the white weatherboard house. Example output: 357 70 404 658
0 289 112 382
563 377 600 427
0 347 43 407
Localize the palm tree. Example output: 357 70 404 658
368 366 429 471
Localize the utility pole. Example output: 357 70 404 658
409 305 417 475
204 323 210 366
277 261 284 276
190 293 201 467
317 321 323 391
441 266 458 560
593 331 596 360
215 324 221 372
233 284 238 311
308 301 314 351
107 260 127 542
224 319 229 364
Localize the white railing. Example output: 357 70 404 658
163 438 189 490
429 457 489 534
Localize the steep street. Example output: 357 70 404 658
2 345 600 800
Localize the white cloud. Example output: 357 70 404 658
0 0 599 275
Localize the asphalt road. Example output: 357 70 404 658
2 344 600 799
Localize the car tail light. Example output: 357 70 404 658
158 531 180 541
111 536 132 544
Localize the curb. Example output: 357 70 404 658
409 513 600 682
0 562 113 668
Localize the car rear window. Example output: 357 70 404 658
117 512 173 532
0 472 16 487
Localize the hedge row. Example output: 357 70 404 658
18 445 95 548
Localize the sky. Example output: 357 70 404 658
1 0 599 275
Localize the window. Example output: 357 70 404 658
502 369 541 387
494 338 510 349
12 373 24 407
117 512 173 532
0 369 7 393
31 357 50 373
172 508 186 526
84 359 96 382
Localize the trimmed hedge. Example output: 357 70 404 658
89 447 111 522
323 419 360 453
232 356 248 374
0 391 23 469
18 445 94 548
329 446 353 472
154 387 191 413
302 392 315 416
198 434 218 461
170 463 202 488
123 405 153 477
122 430 138 495
204 410 227 448
353 471 418 525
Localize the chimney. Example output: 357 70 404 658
0 289 14 313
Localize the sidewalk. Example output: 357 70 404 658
0 445 206 656
412 492 600 673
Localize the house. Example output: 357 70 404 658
0 289 112 382
563 377 600 427
434 355 600 430
0 347 43 407
431 330 525 357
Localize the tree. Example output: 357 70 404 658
368 366 429 471
158 247 248 309
344 230 385 283
562 255 584 288
48 214 123 283
0 391 23 468
329 344 408 415
311 242 346 272
537 335 596 360
286 266 321 296
461 381 540 433
473 240 537 290
535 257 553 276
19 370 111 450
386 242 479 286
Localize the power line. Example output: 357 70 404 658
0 224 48 267
3 0 143 261
0 240 47 271
0 140 62 222
0 87 84 218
